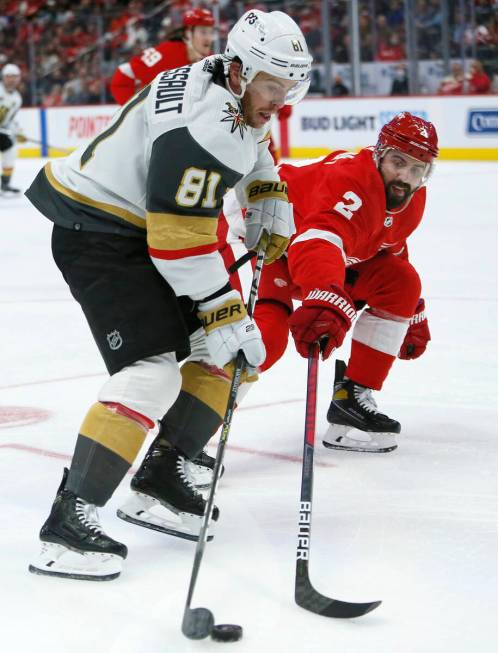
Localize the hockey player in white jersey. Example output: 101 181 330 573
0 63 26 196
26 10 312 581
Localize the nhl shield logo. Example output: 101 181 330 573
384 216 393 227
107 329 123 350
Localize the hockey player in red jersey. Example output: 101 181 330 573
110 8 215 105
285 112 437 452
115 112 437 542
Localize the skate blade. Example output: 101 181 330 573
116 493 214 542
323 424 397 453
29 542 123 581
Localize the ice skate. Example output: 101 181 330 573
29 469 127 581
117 438 219 541
1 178 21 197
323 360 400 453
185 448 224 490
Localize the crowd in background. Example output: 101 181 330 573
0 0 496 106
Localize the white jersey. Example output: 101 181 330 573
0 82 22 134
26 57 286 300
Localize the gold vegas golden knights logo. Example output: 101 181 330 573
220 102 248 139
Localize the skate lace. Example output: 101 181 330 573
176 456 202 498
353 385 379 414
75 498 105 535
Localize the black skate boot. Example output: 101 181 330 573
185 448 225 490
1 175 21 196
322 360 400 453
117 438 219 541
29 468 127 581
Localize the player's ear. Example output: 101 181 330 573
228 61 242 95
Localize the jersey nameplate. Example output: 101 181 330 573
155 66 191 115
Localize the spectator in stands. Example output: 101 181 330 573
386 0 404 29
41 83 63 107
438 62 465 94
359 10 374 62
466 59 491 94
376 14 392 48
416 0 442 58
332 74 349 96
377 31 405 61
390 63 409 95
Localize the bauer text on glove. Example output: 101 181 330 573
244 181 295 264
288 285 356 359
197 290 266 369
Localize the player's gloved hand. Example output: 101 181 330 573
288 285 357 360
245 197 295 264
16 133 27 143
398 298 431 359
197 290 266 370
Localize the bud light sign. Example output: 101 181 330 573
467 110 498 135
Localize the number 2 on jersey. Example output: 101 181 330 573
333 191 362 220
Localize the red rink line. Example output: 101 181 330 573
0 372 106 391
0 416 337 470
0 374 337 468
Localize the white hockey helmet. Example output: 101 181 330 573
2 63 21 77
224 10 312 105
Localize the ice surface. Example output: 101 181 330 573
1 158 497 652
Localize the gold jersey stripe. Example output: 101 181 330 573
44 162 146 229
180 362 231 419
79 402 146 465
146 211 218 250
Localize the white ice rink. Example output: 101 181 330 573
1 158 497 653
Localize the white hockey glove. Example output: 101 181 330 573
245 197 295 264
197 290 266 370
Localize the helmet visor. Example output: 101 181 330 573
248 74 310 107
284 76 311 105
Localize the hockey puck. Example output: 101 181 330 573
210 624 243 642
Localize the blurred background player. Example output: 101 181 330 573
26 9 311 580
0 63 27 196
118 112 437 539
110 8 215 105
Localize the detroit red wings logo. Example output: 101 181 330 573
221 102 247 138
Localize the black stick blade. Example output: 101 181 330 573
296 568 381 619
182 607 214 639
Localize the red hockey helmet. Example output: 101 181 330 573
183 8 215 28
376 112 439 164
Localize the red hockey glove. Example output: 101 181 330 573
399 298 431 360
288 285 356 360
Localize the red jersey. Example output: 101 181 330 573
468 71 491 94
110 41 191 105
282 148 426 293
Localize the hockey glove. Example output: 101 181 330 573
288 285 357 360
197 290 266 370
399 298 431 359
245 197 295 265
